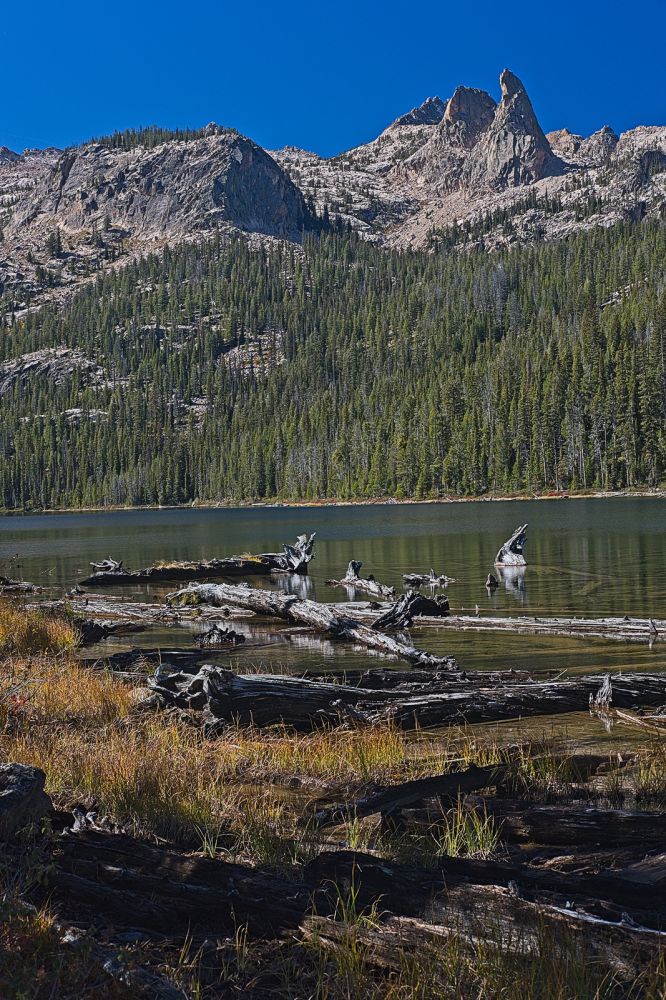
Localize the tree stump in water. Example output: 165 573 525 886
495 524 528 566
327 560 395 598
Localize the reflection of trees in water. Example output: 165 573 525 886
274 573 314 600
499 565 526 602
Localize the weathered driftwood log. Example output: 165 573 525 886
197 624 245 648
79 556 275 587
52 829 312 936
90 557 123 573
147 665 666 731
80 534 317 586
274 532 316 574
308 848 666 926
373 591 449 630
166 582 457 670
364 611 666 644
0 575 40 593
302 901 662 977
80 647 210 673
73 616 146 646
327 560 395 599
480 801 666 847
47 830 666 969
403 569 456 587
312 764 508 828
495 524 528 566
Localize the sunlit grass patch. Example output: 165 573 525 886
0 598 79 655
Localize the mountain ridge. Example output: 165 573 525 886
1 69 665 305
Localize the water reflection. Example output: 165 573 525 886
498 565 526 601
275 573 314 600
3 497 666 676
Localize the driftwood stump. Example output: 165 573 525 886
495 524 528 566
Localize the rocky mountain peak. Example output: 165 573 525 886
476 68 560 187
0 146 20 163
443 86 496 146
499 68 524 100
394 97 446 127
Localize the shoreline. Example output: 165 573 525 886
1 488 665 517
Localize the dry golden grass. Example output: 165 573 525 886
0 598 79 655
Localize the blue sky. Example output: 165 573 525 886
3 0 665 156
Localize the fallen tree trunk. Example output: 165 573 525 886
48 829 666 969
373 590 449 629
166 582 458 670
312 763 509 828
148 665 666 731
481 801 666 847
327 560 395 599
349 609 666 644
80 534 317 586
403 569 455 587
0 575 40 593
79 556 275 587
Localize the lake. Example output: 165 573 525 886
2 497 665 682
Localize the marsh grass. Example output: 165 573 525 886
0 598 79 655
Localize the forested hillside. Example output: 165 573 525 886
1 222 665 509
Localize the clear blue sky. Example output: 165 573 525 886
3 0 665 156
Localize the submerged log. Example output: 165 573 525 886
0 575 40 593
79 555 275 587
166 582 457 670
403 569 456 587
79 534 317 586
495 523 528 566
327 560 395 599
73 616 146 646
197 624 245 648
373 591 449 630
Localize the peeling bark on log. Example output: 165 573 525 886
495 524 528 566
166 582 457 670
327 561 395 599
373 591 449 630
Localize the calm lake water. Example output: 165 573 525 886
1 498 665 680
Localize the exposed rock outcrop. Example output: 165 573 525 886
11 130 312 241
472 69 561 188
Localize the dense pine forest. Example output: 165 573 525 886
1 222 665 509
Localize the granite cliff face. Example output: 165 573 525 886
274 69 666 249
16 130 309 239
1 67 666 302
